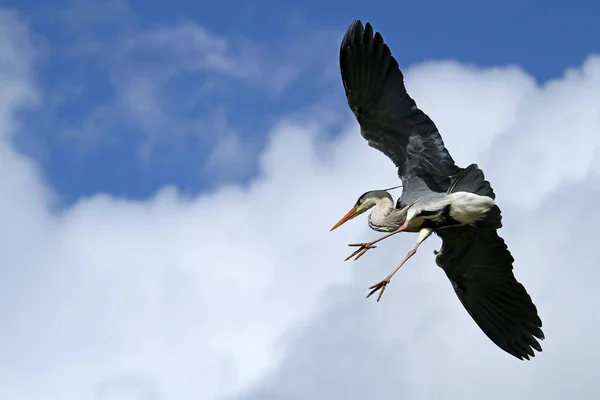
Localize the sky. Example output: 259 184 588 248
1 0 599 399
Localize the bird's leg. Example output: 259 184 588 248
345 217 412 262
366 228 433 302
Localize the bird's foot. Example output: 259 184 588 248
345 242 377 261
366 278 390 302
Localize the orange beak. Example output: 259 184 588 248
330 205 360 231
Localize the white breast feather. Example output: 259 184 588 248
447 192 495 225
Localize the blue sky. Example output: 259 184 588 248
5 0 599 204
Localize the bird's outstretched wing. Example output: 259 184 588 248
435 226 544 360
339 20 461 198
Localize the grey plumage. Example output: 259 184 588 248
335 19 544 360
353 190 407 232
435 226 544 360
340 20 460 205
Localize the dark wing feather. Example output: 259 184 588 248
435 226 544 360
339 20 461 198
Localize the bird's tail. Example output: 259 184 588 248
449 164 502 229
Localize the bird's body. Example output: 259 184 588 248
366 190 497 233
330 20 544 361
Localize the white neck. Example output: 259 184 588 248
367 197 397 232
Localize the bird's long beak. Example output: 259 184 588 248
330 205 362 231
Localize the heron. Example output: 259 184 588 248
330 20 544 360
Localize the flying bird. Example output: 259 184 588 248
330 20 544 360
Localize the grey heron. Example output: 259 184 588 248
330 20 544 360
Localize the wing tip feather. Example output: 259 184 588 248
437 226 545 361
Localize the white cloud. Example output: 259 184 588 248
2 9 600 400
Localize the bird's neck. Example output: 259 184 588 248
367 197 397 232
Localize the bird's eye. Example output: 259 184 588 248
357 192 371 205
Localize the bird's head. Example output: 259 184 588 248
330 190 394 231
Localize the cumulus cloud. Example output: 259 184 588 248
2 8 600 400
